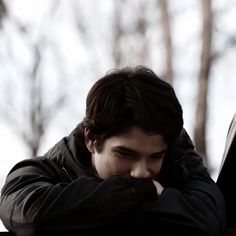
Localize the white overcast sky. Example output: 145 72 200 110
1 0 236 231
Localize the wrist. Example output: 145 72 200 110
152 180 164 196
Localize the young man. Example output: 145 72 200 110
0 66 225 235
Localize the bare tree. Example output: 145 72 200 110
22 43 66 157
111 0 150 67
24 44 44 157
158 0 173 85
194 0 213 168
0 1 67 157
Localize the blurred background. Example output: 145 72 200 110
0 0 236 231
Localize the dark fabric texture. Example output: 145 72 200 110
217 114 236 228
0 127 226 236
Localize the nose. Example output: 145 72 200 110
130 160 151 178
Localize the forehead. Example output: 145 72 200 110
105 126 167 152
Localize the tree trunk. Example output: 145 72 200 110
194 0 212 169
159 0 173 85
136 0 149 65
112 0 124 68
0 0 7 25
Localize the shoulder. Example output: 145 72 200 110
3 156 66 187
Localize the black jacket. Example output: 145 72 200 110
0 126 225 235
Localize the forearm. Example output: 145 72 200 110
127 163 225 235
0 173 157 231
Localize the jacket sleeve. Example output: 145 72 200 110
125 129 226 235
0 158 157 233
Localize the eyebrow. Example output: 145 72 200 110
112 146 167 155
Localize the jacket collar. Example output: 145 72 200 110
46 123 95 179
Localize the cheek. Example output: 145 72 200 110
150 160 164 175
96 154 129 178
94 157 113 179
107 156 131 175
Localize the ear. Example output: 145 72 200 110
84 128 95 153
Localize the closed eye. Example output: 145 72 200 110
150 152 166 160
115 151 136 158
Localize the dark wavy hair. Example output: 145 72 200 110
82 65 183 151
